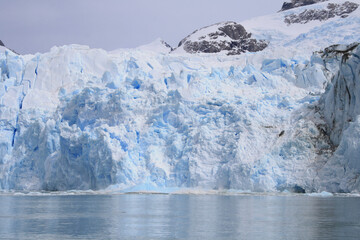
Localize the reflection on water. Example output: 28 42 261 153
0 194 359 239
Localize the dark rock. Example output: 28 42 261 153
0 40 4 47
279 130 285 137
280 0 328 12
218 24 248 40
175 21 268 55
320 42 360 57
161 40 173 51
284 1 359 25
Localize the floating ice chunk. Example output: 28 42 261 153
308 191 334 197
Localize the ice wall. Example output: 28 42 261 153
316 43 360 192
1 44 329 192
1 0 360 192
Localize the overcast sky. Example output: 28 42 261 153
1 0 285 54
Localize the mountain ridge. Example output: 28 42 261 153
280 0 329 11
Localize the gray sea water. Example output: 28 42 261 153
0 193 359 240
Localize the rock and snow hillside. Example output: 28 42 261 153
280 0 329 12
173 21 268 55
0 0 360 193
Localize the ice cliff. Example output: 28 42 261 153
0 0 360 193
315 43 360 192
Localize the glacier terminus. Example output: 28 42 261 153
1 0 360 193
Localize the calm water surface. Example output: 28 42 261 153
0 194 359 240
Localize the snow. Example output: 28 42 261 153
136 38 172 54
241 0 360 58
0 0 360 193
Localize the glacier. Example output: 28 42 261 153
0 0 360 193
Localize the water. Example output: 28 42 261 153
0 194 359 240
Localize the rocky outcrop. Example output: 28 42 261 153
175 21 268 55
280 0 328 12
0 40 4 47
284 1 359 25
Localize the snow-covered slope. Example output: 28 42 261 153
243 0 360 57
280 0 329 12
0 0 360 193
174 0 360 57
136 38 173 54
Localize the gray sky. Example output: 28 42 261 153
0 0 285 54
